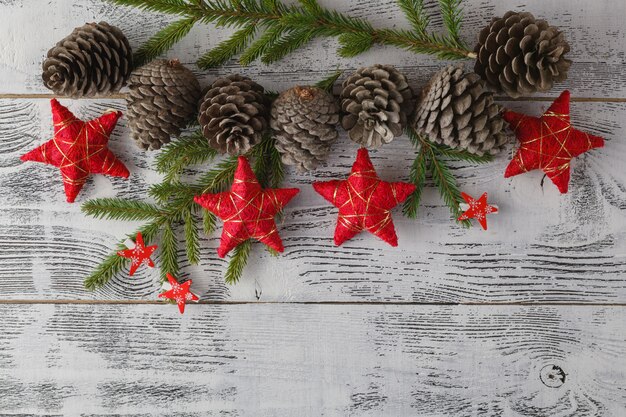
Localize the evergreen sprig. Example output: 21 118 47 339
403 126 489 225
110 0 476 68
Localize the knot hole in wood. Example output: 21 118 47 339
539 364 566 388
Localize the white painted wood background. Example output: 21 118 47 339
0 0 625 415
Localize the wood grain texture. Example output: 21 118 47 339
0 0 625 97
0 304 624 416
0 98 624 302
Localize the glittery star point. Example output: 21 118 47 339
313 148 416 246
503 90 604 193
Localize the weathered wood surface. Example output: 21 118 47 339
0 0 625 97
0 98 624 302
1 304 625 416
1 0 626 415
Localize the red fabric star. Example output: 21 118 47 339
313 148 416 247
158 273 199 314
117 232 157 276
194 156 299 258
503 90 604 194
20 99 129 203
457 192 498 230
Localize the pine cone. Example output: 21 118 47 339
126 59 202 151
270 86 340 172
42 22 132 97
412 64 508 156
474 11 571 98
198 75 269 155
340 65 413 148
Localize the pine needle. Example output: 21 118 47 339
81 199 162 221
397 0 429 37
133 16 198 67
430 143 494 164
428 146 471 227
184 209 200 265
403 147 430 218
225 239 252 284
155 129 217 181
202 209 217 235
315 69 343 93
438 0 465 47
197 24 257 68
159 220 180 282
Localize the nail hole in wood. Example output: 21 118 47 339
540 364 566 388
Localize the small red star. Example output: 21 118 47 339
20 99 129 203
503 90 604 193
313 148 416 246
158 273 199 314
194 156 299 258
457 192 498 230
117 232 157 276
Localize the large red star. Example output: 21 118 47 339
117 232 158 276
194 156 299 258
158 273 199 314
503 90 604 193
313 148 416 247
458 192 498 230
20 99 129 203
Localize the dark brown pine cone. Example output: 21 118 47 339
126 59 202 151
271 86 340 172
474 11 571 98
340 64 413 148
198 75 269 155
42 22 132 97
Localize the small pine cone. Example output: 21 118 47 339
198 75 269 155
412 64 508 156
270 86 340 172
42 22 132 97
340 64 413 148
474 11 571 98
126 59 202 151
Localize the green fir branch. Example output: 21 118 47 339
428 145 471 227
133 16 199 67
225 239 252 284
403 146 430 219
431 143 493 164
159 220 180 281
119 0 475 68
81 199 162 221
197 24 257 68
155 129 218 182
315 69 343 92
202 209 217 235
184 210 201 265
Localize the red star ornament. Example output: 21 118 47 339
457 192 498 230
117 232 158 276
503 90 604 194
313 148 416 247
20 99 129 203
158 273 199 314
194 156 299 258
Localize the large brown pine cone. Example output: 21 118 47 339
474 11 571 98
42 22 132 97
412 64 508 156
340 65 413 148
126 59 202 151
271 86 340 172
198 75 269 155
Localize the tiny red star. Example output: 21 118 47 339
503 90 604 194
117 232 158 276
313 148 416 246
20 99 129 203
158 273 199 314
457 192 498 230
194 156 299 258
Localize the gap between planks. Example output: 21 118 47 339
1 299 626 307
1 93 626 102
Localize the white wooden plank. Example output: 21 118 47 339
0 0 624 97
1 98 624 302
0 304 624 415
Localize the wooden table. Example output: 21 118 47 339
1 0 625 415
